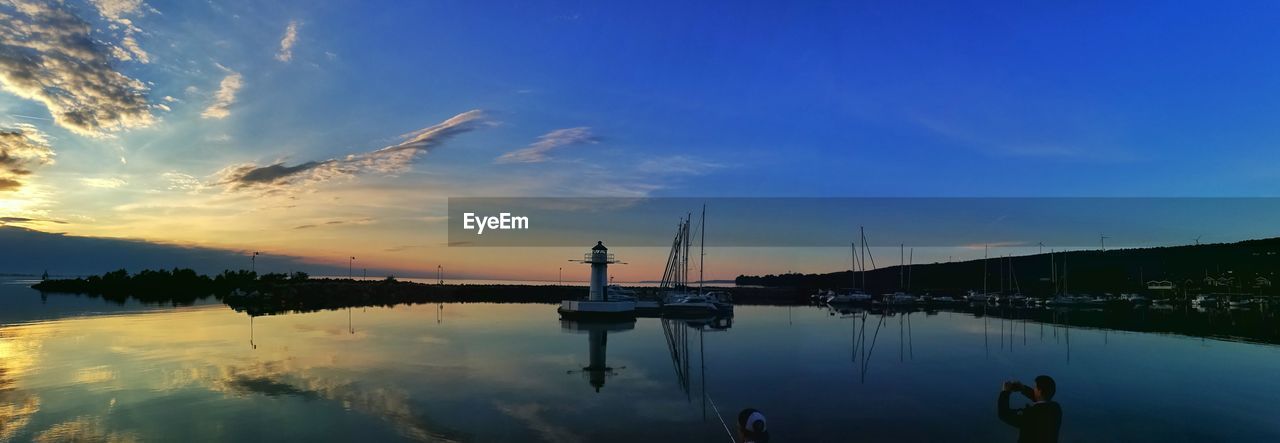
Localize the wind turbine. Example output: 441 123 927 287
1195 236 1202 246
1100 235 1110 251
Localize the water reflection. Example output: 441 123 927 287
0 297 1278 441
561 319 635 392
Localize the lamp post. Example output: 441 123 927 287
251 251 260 273
349 256 355 279
559 267 563 285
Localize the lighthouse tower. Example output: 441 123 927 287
557 241 634 319
588 241 611 301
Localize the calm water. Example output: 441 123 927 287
2 279 1279 442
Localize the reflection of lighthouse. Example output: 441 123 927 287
586 327 608 390
558 241 635 318
562 319 634 392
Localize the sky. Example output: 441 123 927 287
1 0 1280 280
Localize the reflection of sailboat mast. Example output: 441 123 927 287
699 326 706 421
859 312 886 383
907 311 914 360
662 318 692 398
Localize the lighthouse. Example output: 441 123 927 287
557 241 635 319
588 241 609 301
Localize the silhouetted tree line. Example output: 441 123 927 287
33 268 830 313
32 268 312 305
737 238 1280 296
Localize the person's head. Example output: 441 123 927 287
737 408 769 442
1033 375 1056 402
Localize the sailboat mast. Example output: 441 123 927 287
685 214 691 289
983 244 989 295
860 227 868 289
899 244 904 290
851 242 857 290
1000 255 1005 293
1063 252 1069 295
908 247 913 292
699 205 706 294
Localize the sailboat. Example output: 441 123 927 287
1047 252 1094 306
965 245 997 304
883 244 915 306
662 206 732 317
829 228 873 304
1003 256 1027 306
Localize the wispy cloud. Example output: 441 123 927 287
497 127 597 163
216 110 489 191
0 123 55 192
90 0 153 63
636 155 725 175
0 0 155 137
293 218 372 230
80 177 127 189
0 216 65 225
89 0 150 29
914 115 1133 162
275 20 299 62
160 172 201 192
202 70 243 119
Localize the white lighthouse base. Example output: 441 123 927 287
558 300 637 319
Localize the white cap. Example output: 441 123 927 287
745 411 767 433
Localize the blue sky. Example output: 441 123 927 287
1 0 1279 278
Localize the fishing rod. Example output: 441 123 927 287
705 392 736 443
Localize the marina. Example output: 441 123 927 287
2 276 1279 442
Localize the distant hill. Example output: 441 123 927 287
736 238 1280 295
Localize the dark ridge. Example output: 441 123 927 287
736 237 1280 295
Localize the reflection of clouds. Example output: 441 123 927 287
205 360 462 442
74 365 117 384
0 304 667 442
415 335 450 345
32 416 137 443
291 322 372 340
221 374 318 400
0 388 39 441
628 398 699 423
0 324 44 441
0 326 45 380
494 401 583 443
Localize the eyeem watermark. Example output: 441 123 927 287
462 212 529 235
